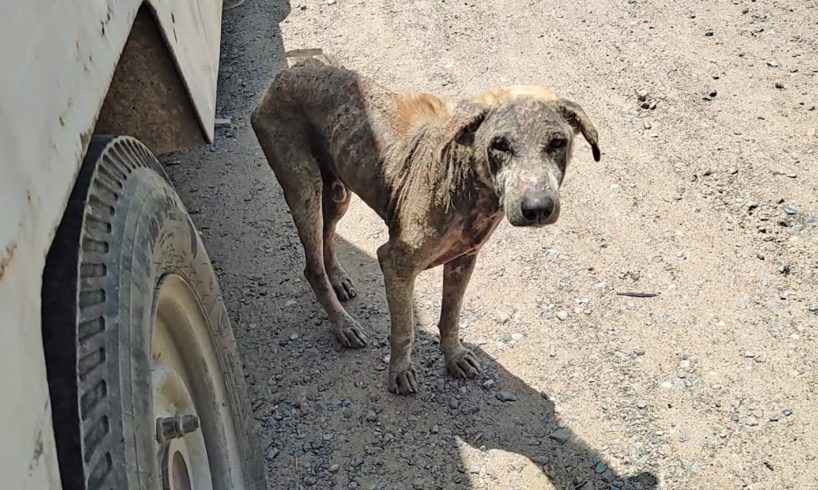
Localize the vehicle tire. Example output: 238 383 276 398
42 135 266 490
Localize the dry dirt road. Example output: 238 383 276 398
165 0 818 488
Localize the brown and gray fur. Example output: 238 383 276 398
251 50 600 395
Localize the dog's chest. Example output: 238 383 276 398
428 212 501 268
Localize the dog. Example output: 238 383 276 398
251 50 600 394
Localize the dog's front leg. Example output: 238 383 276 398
378 242 420 395
438 253 482 379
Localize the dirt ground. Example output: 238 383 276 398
165 0 818 488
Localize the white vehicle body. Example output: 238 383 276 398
0 1 221 487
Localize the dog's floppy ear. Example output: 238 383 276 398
557 99 601 162
448 102 490 147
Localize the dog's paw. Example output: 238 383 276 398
332 316 368 348
446 347 481 379
388 364 419 395
328 267 357 302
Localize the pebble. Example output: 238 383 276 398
556 310 569 321
637 89 649 101
775 82 785 89
743 351 756 358
496 391 518 402
469 464 481 474
643 121 652 129
482 379 495 389
448 398 460 410
660 381 673 390
594 461 608 474
326 0 336 4
783 206 798 215
783 409 793 417
365 410 378 422
329 464 341 474
637 400 648 409
703 89 718 101
727 167 738 175
549 428 570 444
704 29 714 36
549 346 558 357
767 59 780 68
304 476 318 486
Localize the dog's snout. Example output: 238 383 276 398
520 193 556 225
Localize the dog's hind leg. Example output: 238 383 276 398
322 181 357 301
253 116 367 348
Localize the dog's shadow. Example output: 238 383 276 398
299 238 660 490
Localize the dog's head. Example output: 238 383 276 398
444 88 600 227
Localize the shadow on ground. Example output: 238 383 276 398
166 1 658 488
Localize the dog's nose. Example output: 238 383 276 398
520 194 555 224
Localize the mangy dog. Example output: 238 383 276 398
251 50 600 394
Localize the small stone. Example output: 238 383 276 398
775 82 785 89
482 379 495 389
745 418 759 427
660 381 673 390
494 310 511 324
469 464 481 474
431 424 439 434
643 121 652 129
743 351 756 358
549 428 570 444
649 100 658 110
767 59 780 68
448 398 460 410
549 346 558 357
326 0 336 4
265 446 280 461
727 167 738 175
637 89 649 101
783 409 793 417
284 299 297 307
533 455 549 466
365 410 378 422
556 310 569 321
783 206 798 215
496 391 518 402
637 400 648 409
304 476 318 486
704 29 714 36
329 464 341 474
594 461 608 474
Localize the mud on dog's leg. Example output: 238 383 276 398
253 118 367 348
438 253 482 379
378 242 420 394
322 181 357 302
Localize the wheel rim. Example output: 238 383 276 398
152 274 242 490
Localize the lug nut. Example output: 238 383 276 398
156 414 200 443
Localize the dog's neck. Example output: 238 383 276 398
440 143 501 216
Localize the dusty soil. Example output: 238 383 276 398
165 0 818 488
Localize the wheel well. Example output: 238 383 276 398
95 5 206 155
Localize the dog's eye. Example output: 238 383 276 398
548 137 567 151
491 137 514 154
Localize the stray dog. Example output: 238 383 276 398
251 50 600 394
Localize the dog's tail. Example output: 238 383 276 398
285 48 341 69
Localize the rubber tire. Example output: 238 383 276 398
42 135 266 489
